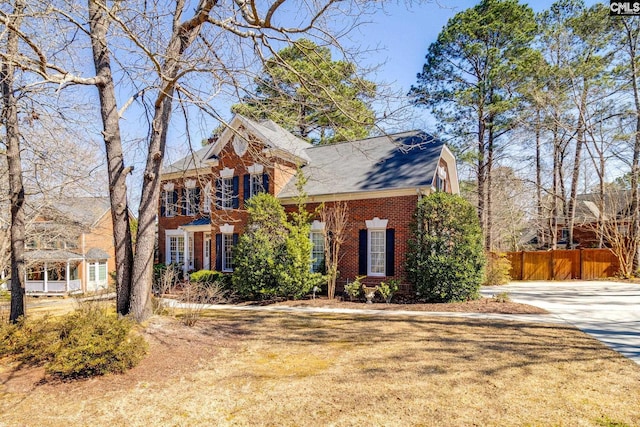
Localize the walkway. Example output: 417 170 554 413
482 280 640 364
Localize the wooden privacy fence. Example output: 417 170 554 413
505 249 620 281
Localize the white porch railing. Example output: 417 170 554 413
26 279 82 293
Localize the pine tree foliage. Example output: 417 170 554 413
233 39 376 144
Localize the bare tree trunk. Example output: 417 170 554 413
624 19 640 272
477 112 487 249
129 0 215 322
551 124 560 250
535 108 545 248
1 0 27 322
87 0 134 315
566 82 587 249
486 120 494 251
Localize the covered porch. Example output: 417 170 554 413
25 250 83 295
165 217 212 276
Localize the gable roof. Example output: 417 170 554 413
162 145 212 175
210 115 312 164
278 131 445 198
36 197 111 228
573 190 634 224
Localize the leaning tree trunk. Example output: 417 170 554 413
129 0 215 322
1 0 27 322
88 0 134 315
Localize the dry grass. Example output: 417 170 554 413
1 310 639 427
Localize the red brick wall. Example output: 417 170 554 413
287 195 419 291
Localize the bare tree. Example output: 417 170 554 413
320 201 347 300
1 0 27 322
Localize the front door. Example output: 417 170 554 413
203 233 211 270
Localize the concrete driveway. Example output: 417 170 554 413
481 280 640 364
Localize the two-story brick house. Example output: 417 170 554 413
158 114 459 290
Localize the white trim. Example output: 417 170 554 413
367 229 386 277
165 230 184 264
203 181 212 214
163 182 175 191
220 167 235 179
366 217 388 277
365 217 388 229
221 233 234 273
203 233 211 270
219 223 234 234
184 178 197 189
247 163 264 174
278 187 425 205
310 220 325 231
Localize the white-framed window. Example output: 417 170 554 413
221 177 233 210
166 231 194 267
203 182 212 214
366 217 388 277
185 187 198 216
368 230 386 276
222 234 234 272
250 174 263 198
88 262 108 282
163 183 176 217
310 231 325 273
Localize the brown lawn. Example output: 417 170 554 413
1 308 639 427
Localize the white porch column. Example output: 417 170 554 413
43 262 48 293
183 229 189 276
66 262 70 292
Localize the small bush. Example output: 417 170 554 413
0 316 58 364
0 307 147 380
180 280 229 326
153 263 180 296
484 253 512 286
493 292 511 303
378 279 399 303
46 307 147 379
344 276 365 301
189 269 224 285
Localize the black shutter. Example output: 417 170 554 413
262 173 269 193
386 229 395 276
215 178 222 210
160 192 166 217
215 234 222 271
172 190 178 215
232 176 240 209
243 174 250 202
358 229 368 275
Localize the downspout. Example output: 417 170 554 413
82 233 86 293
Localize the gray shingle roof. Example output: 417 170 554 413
41 197 111 227
162 145 212 175
85 247 110 260
278 131 444 198
25 249 84 261
241 118 311 163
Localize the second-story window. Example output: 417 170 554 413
221 178 233 209
185 187 199 216
216 168 239 210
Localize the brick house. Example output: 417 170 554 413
19 197 116 295
157 114 459 290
